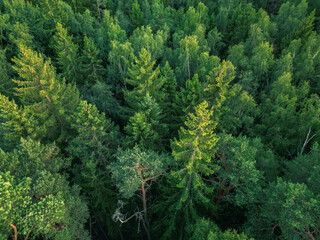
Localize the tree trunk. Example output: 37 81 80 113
5 220 17 240
141 182 152 240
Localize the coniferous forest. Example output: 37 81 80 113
0 0 320 239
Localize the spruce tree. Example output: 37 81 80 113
81 35 105 84
53 23 82 84
123 48 164 118
0 45 80 143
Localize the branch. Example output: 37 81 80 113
144 173 165 182
300 127 316 155
4 219 17 240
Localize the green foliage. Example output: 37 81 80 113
110 146 167 199
218 84 257 136
124 94 167 151
275 0 309 48
81 35 105 84
245 178 320 240
68 100 121 164
1 0 320 239
0 49 14 96
0 45 80 143
129 25 168 61
53 23 82 84
130 0 143 30
0 172 66 239
107 40 135 93
256 72 320 157
191 218 254 240
0 138 89 239
213 134 263 206
123 48 164 117
284 142 320 194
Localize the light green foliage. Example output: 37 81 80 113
110 146 167 199
246 178 320 240
37 0 70 25
123 48 164 116
0 172 66 239
0 137 68 177
175 74 203 119
81 35 105 84
196 52 221 81
190 218 254 240
153 102 220 240
176 60 235 124
228 41 274 93
282 34 320 91
96 9 127 59
250 42 274 82
0 138 89 239
129 25 168 60
1 0 47 57
0 45 80 143
275 0 309 47
53 23 82 83
182 2 209 35
171 101 219 204
108 40 135 91
176 35 200 81
8 22 34 49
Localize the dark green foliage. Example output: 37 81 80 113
1 0 320 239
0 138 89 239
130 0 143 30
245 178 320 240
81 35 105 84
124 94 167 151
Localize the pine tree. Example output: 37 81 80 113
81 35 105 84
130 0 143 30
156 101 219 239
68 100 121 165
123 48 164 117
124 94 167 151
53 23 82 84
0 45 80 143
109 147 167 240
67 100 122 238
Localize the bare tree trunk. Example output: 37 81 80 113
141 182 152 240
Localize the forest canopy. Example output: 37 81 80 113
0 0 320 239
